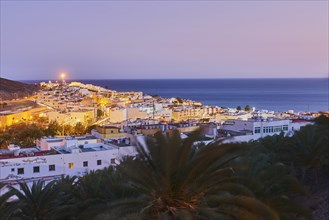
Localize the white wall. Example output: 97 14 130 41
0 146 138 196
221 120 254 132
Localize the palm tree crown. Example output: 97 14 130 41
107 130 280 220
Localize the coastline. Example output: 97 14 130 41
22 78 329 113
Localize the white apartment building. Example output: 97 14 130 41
47 110 94 125
222 117 290 134
221 118 291 143
221 117 312 143
0 136 138 196
154 109 172 121
109 107 153 123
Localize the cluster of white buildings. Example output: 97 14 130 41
0 134 138 196
37 82 97 126
37 81 228 127
36 80 320 129
1 80 318 197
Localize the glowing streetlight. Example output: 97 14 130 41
60 72 66 84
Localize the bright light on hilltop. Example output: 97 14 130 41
60 72 66 83
60 72 66 80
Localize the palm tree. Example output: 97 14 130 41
256 132 288 162
8 180 65 220
103 130 280 220
0 184 16 220
283 124 329 187
53 175 80 219
74 167 137 220
233 143 311 220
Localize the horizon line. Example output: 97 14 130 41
10 76 329 81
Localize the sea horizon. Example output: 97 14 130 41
22 78 329 113
17 77 329 81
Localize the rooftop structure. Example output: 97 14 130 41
0 146 56 160
0 135 138 196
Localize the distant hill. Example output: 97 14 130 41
0 77 40 100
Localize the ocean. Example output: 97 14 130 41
26 78 329 112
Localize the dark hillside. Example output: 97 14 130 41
0 77 40 100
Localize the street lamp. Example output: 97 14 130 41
60 72 66 84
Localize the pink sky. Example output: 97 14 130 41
0 1 328 80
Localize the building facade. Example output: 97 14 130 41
0 136 138 196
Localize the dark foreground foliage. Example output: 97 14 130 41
1 115 328 220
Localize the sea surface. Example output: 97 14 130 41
26 78 329 112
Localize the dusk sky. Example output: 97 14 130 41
0 1 328 80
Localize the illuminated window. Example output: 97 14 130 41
68 162 74 169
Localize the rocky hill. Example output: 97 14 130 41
0 77 40 100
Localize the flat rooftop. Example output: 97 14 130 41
105 138 132 147
99 125 120 129
0 148 58 160
75 135 98 140
40 135 98 142
45 139 64 143
52 143 115 154
248 117 290 122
